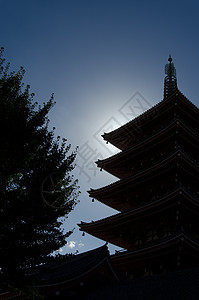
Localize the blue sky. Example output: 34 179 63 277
1 0 199 254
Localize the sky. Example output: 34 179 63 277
1 0 199 255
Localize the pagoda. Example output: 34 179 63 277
78 57 199 279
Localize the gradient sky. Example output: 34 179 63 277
1 0 199 255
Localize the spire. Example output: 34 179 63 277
164 55 178 99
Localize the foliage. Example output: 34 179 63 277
0 48 80 291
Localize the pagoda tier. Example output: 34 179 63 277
97 118 199 179
79 188 199 249
89 150 199 212
111 232 199 279
102 91 199 151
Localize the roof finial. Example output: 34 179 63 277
164 55 178 99
168 54 172 63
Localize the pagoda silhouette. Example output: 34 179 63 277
79 56 199 279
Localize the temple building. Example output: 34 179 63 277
79 56 199 280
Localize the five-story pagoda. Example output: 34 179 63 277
78 57 199 279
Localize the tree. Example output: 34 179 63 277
0 48 80 292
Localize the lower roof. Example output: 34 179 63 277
29 244 118 287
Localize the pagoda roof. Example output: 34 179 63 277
89 150 199 210
102 91 199 150
111 232 199 264
97 117 199 178
79 188 199 248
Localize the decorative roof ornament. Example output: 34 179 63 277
164 55 178 99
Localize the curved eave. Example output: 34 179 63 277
98 119 177 173
97 118 199 178
102 93 173 144
111 233 199 263
34 245 119 293
79 188 199 236
103 91 199 149
89 150 199 204
35 258 118 293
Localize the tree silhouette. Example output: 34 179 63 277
0 48 80 292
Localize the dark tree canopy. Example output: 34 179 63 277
0 48 80 291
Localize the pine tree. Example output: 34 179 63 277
0 48 80 291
